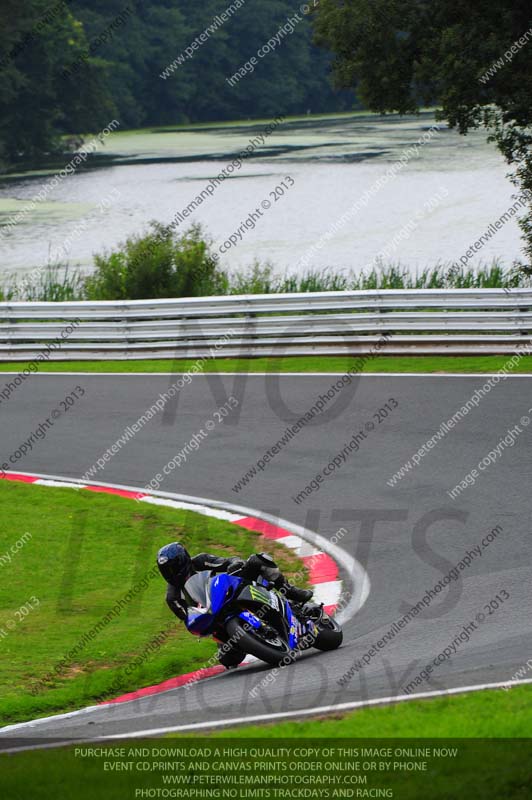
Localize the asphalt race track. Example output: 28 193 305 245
1 371 531 744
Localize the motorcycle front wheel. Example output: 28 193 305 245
226 616 293 667
312 617 343 651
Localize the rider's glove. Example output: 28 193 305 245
169 599 188 622
226 558 246 574
240 553 281 583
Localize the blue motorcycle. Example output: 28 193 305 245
184 570 342 666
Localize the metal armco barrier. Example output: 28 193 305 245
1 289 531 360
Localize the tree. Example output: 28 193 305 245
69 0 192 127
69 0 355 126
312 0 532 263
0 0 113 163
0 0 356 165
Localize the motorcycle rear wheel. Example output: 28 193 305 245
226 617 293 666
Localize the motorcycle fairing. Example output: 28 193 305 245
238 610 262 629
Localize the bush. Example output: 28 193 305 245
84 223 226 300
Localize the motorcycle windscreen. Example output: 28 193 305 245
184 570 212 608
184 571 214 635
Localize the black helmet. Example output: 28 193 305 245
157 542 192 586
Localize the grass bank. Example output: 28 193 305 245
1 355 532 373
0 480 306 725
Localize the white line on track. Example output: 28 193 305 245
97 676 532 738
2 677 532 752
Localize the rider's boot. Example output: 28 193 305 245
284 585 313 604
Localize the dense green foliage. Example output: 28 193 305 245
313 1 532 135
312 0 532 260
0 0 353 165
84 223 226 300
70 0 353 127
0 0 113 162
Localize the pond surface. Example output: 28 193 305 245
0 112 524 280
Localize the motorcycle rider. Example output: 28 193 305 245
157 541 313 668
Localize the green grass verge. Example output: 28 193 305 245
0 480 306 725
214 683 532 738
1 355 532 374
